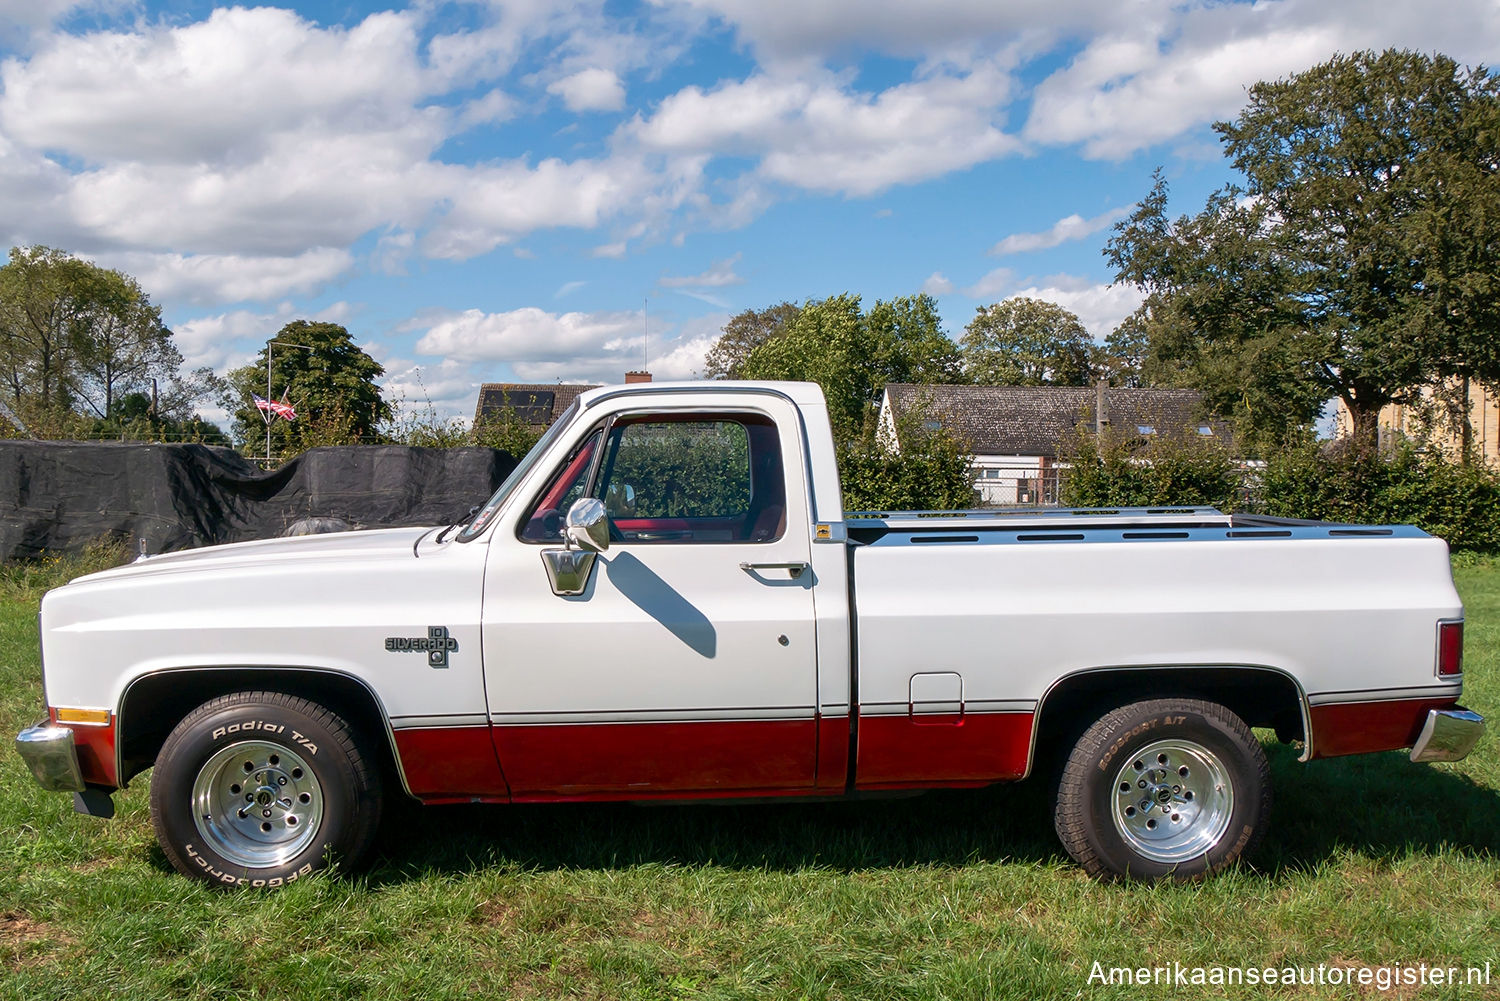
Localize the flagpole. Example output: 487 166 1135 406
265 341 274 464
264 338 316 466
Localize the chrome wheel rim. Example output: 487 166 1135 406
191 740 323 868
1109 738 1233 864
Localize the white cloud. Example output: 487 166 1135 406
591 240 628 259
0 0 126 40
171 300 357 372
1022 0 1500 159
381 357 482 417
106 248 354 306
661 0 1115 62
671 289 731 309
659 254 743 288
408 304 717 386
627 62 1022 196
373 231 416 276
548 67 626 112
961 266 1017 299
555 280 587 298
989 206 1131 256
173 309 287 372
457 89 517 130
648 333 718 381
0 6 694 281
0 8 435 166
1003 280 1146 339
921 272 955 295
414 306 644 363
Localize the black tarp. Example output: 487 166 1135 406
0 441 519 560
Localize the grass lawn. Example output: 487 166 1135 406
1 557 1498 1000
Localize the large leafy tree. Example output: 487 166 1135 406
739 293 961 439
227 320 390 454
960 297 1095 386
1107 50 1500 448
703 301 801 379
0 245 204 429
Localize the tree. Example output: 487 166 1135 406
739 293 961 439
703 302 801 379
226 321 390 455
69 269 181 422
960 297 1095 386
1108 51 1500 449
0 245 207 430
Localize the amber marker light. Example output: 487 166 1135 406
54 708 111 725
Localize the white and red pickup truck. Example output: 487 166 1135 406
15 381 1486 885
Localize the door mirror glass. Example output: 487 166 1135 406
565 497 610 553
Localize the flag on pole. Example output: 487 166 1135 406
253 392 297 421
269 391 297 421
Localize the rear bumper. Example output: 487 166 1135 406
1409 707 1486 764
15 723 85 792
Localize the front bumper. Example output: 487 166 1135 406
1409 707 1486 763
15 723 85 792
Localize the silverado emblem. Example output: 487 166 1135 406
385 626 459 668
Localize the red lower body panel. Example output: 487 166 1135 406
1308 697 1458 759
49 709 117 787
814 714 850 793
855 712 1033 790
392 726 510 801
493 718 819 800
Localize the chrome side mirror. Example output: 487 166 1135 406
542 497 609 596
564 497 609 553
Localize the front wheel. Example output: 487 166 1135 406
150 691 383 887
1054 698 1270 881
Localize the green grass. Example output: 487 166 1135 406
2 563 1498 999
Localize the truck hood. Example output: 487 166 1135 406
66 525 440 586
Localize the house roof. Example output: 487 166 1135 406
882 383 1223 458
473 383 600 427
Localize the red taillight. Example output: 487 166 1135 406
1438 620 1464 679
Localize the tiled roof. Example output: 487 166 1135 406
883 383 1223 458
473 383 599 427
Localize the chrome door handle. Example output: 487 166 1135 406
739 561 808 579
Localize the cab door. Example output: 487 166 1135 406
480 401 819 798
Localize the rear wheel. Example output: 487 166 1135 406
150 691 383 887
1054 697 1269 881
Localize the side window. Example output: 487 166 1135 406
599 417 785 544
519 430 601 542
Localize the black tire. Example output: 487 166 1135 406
1054 697 1270 881
150 691 383 888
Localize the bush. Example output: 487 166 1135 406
839 409 976 513
1059 427 1240 510
1061 427 1500 554
1261 441 1500 554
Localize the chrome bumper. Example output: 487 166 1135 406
14 723 85 792
1410 708 1486 764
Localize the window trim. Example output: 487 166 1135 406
514 408 784 547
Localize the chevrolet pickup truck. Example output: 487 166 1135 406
15 381 1486 885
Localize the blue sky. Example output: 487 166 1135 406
2 0 1497 424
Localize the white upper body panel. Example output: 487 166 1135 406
32 380 1464 773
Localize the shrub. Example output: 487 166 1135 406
1059 426 1240 510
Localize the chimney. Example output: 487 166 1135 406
625 370 653 384
1096 381 1109 429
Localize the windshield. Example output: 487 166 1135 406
457 400 580 542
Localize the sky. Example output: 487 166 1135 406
2 0 1499 426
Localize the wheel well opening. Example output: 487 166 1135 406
117 669 406 795
1032 667 1306 776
